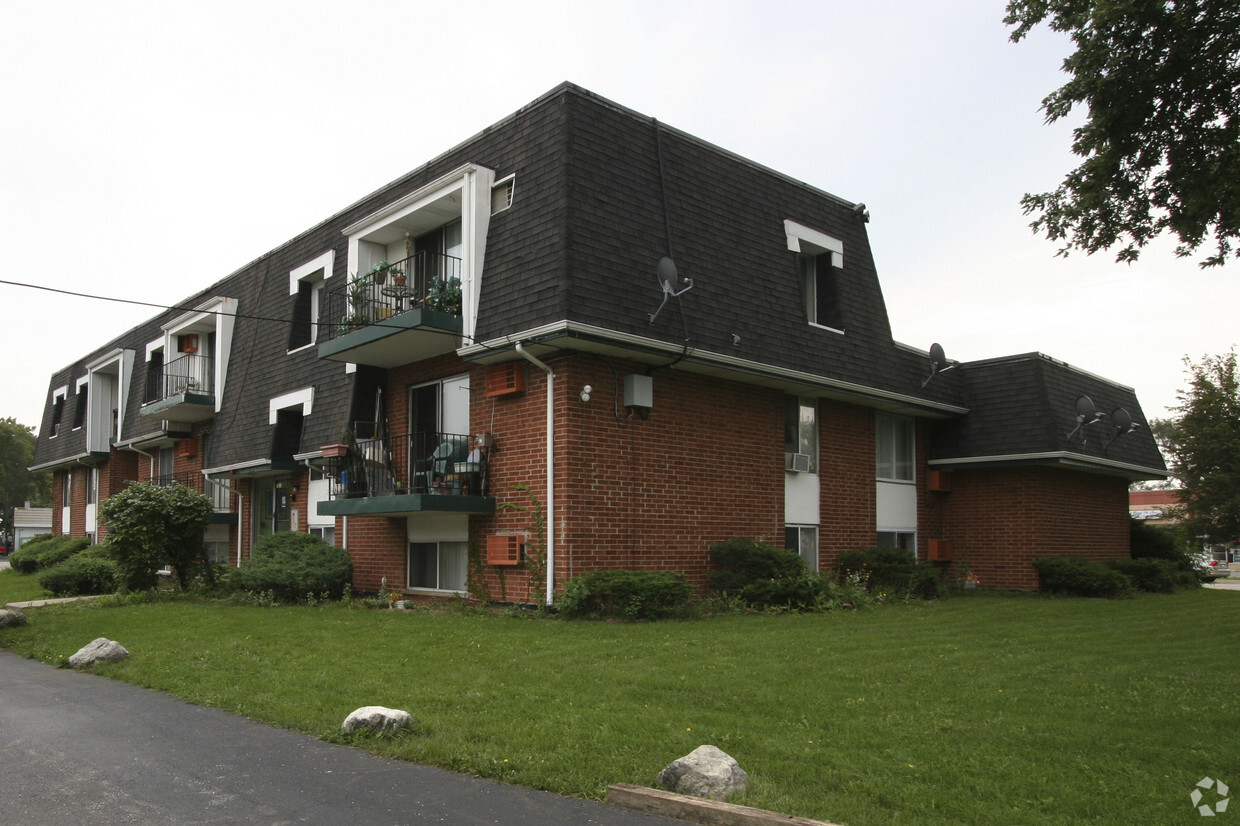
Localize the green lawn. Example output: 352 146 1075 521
1 589 1237 824
0 566 51 604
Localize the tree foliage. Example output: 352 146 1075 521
1157 351 1240 541
99 480 214 590
1006 0 1240 267
0 417 51 545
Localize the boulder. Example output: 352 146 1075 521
341 706 413 735
67 638 130 668
657 745 749 801
0 608 28 628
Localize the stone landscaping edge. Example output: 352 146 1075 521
4 595 106 610
606 783 840 826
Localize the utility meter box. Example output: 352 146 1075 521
623 374 653 410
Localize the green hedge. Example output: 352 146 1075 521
229 532 353 602
8 536 90 574
37 553 120 596
558 569 692 620
1033 556 1134 598
708 538 805 594
1107 558 1185 593
836 547 942 599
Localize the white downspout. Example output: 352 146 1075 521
514 342 555 607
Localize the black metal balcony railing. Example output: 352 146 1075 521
144 353 215 404
152 472 232 511
151 471 204 492
326 431 487 499
323 252 462 342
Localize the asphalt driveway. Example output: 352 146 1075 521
0 651 683 825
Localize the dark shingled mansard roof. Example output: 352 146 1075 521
32 83 1165 480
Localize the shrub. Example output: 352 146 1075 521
837 547 943 599
558 569 692 620
101 480 215 590
230 532 353 602
1107 558 1180 593
37 553 120 596
8 535 89 574
708 538 806 593
1032 556 1134 598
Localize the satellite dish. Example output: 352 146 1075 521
1102 407 1140 451
1066 395 1105 442
921 342 957 388
648 256 694 323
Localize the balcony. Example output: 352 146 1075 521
151 471 236 523
317 253 464 368
141 353 215 422
317 431 494 517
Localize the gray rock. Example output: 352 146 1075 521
341 706 413 735
67 638 130 668
0 609 27 628
657 744 749 800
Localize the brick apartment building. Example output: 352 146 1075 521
30 84 1167 598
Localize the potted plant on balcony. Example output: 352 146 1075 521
338 275 370 332
426 275 462 315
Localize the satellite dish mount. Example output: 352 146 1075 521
1065 395 1106 444
921 342 957 388
1102 407 1140 452
648 256 693 324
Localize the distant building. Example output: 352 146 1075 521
13 504 52 551
1128 489 1181 528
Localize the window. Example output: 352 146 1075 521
310 525 336 546
800 253 844 331
877 531 915 552
288 252 333 351
785 525 819 572
785 220 844 332
876 413 915 482
408 541 468 592
86 467 97 505
491 176 515 213
73 385 88 429
784 396 818 473
50 388 67 437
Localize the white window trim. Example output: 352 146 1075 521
50 385 69 437
269 387 314 424
72 376 89 431
785 219 843 268
288 251 335 352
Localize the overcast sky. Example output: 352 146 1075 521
2 1 1235 436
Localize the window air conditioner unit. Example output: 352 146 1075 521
485 362 526 397
784 452 812 473
486 535 522 566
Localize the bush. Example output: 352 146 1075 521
708 538 806 592
37 553 120 596
706 538 825 609
1107 558 1181 593
8 535 89 574
101 480 215 590
230 532 353 602
1032 556 1134 598
558 569 692 620
837 547 943 599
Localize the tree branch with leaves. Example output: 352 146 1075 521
1007 0 1240 267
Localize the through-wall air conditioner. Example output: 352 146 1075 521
486 535 522 566
485 362 526 397
784 453 812 473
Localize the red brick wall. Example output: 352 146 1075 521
933 466 1130 589
818 402 879 569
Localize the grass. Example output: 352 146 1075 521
0 566 51 603
1 589 1237 824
